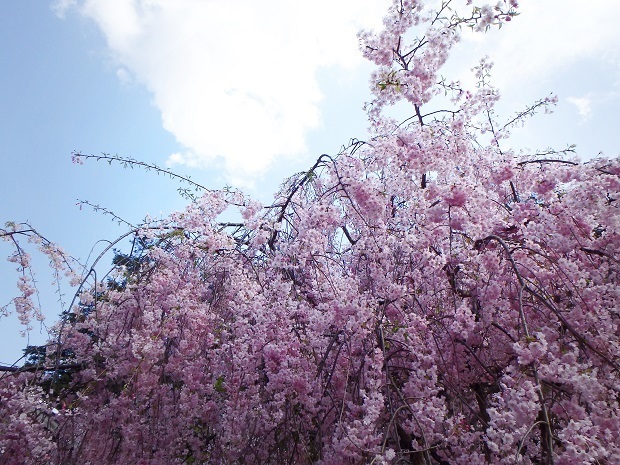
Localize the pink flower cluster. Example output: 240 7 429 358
2 1 619 464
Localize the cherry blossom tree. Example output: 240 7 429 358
2 1 619 464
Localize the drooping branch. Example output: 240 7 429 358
72 152 211 192
517 159 578 167
0 363 86 374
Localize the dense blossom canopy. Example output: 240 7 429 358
2 1 619 464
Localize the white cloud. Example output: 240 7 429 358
115 67 133 85
53 0 620 181
51 0 77 18
54 0 389 183
454 0 620 91
567 96 593 121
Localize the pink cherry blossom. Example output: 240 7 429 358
2 1 618 464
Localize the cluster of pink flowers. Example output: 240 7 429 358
2 224 78 332
2 1 618 464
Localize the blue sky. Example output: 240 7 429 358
2 0 619 365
